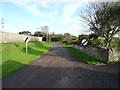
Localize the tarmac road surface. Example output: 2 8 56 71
2 43 119 88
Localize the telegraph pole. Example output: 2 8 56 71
1 17 5 43
1 17 5 32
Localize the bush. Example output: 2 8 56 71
110 37 120 50
88 39 105 46
51 37 59 42
62 41 67 43
71 40 81 45
96 39 105 46
51 35 64 42
42 35 46 41
78 34 89 41
88 40 96 46
89 33 98 39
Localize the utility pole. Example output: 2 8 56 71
1 17 5 43
1 17 5 32
46 32 48 43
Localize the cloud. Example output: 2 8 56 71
61 3 81 24
13 2 43 16
0 0 95 2
40 3 90 35
6 1 91 36
0 3 3 18
56 3 89 36
37 2 49 8
64 23 90 36
63 4 81 16
2 0 117 3
5 23 38 34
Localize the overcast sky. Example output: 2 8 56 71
0 0 98 36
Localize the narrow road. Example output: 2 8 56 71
3 43 119 88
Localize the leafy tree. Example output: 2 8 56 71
64 33 72 43
34 31 42 37
81 1 120 48
50 33 77 43
18 31 31 35
89 33 98 39
72 35 78 40
51 34 64 42
110 37 120 50
78 34 89 40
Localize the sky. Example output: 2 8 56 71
0 0 96 36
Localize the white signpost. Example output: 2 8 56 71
24 37 29 54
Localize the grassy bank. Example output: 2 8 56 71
1 41 52 78
55 42 106 65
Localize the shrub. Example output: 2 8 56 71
71 40 81 45
42 35 46 41
88 39 105 46
62 41 67 43
89 33 98 39
51 37 59 42
96 39 105 46
110 37 120 50
78 34 89 41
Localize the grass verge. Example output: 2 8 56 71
55 42 106 65
1 41 52 79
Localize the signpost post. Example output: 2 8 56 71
26 41 28 54
24 37 29 54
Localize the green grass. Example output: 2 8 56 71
68 47 106 64
1 41 52 79
56 42 106 65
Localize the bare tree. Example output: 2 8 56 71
41 25 49 43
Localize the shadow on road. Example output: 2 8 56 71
2 60 119 88
2 42 119 88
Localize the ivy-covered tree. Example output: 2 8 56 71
81 1 120 48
